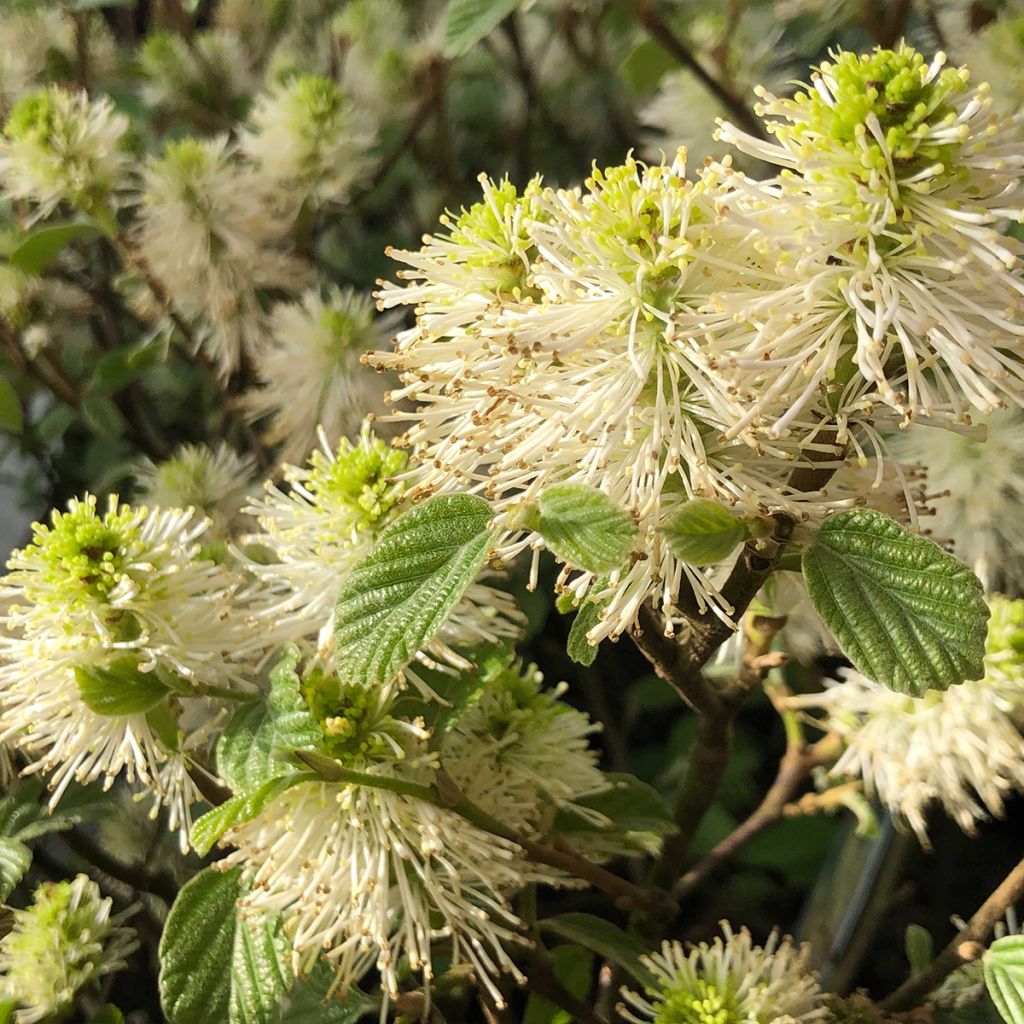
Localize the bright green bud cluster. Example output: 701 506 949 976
773 45 970 178
3 90 59 143
155 137 212 185
20 495 140 608
0 876 133 1022
301 666 402 764
305 431 409 534
289 75 346 129
441 177 544 293
653 979 740 1024
319 301 373 359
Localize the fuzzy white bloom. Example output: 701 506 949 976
964 16 1024 115
135 442 257 540
790 596 1024 844
712 45 1024 430
0 874 137 1024
620 922 826 1024
641 9 787 169
135 136 305 375
224 777 535 1005
0 86 128 219
890 411 1024 592
241 75 374 208
0 8 73 114
245 427 522 667
441 654 606 833
0 494 268 841
245 288 393 463
139 28 256 125
375 159 854 643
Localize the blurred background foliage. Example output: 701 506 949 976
2 1 1024 1021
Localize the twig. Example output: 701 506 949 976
617 0 765 140
673 732 838 900
880 853 1024 1011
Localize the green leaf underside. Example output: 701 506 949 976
801 509 989 695
539 913 654 987
159 867 291 1024
190 773 316 856
567 599 605 666
75 660 171 717
662 499 748 566
334 493 494 688
537 484 636 574
443 0 521 57
216 647 320 795
985 936 1024 1024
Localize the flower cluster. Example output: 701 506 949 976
0 874 137 1024
376 43 1024 648
790 596 1024 843
0 494 267 841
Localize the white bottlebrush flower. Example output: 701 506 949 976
789 596 1024 844
134 136 306 376
964 16 1024 115
223 777 532 1005
245 287 393 464
0 8 73 115
135 441 258 540
245 426 521 665
889 410 1024 592
216 665 539 1006
0 85 128 219
620 923 827 1024
713 45 1024 428
0 875 137 1024
0 494 267 839
240 74 375 208
375 157 853 643
441 654 606 833
139 28 256 126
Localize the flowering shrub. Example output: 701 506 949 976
3 3 1024 1024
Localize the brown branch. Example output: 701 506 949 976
673 733 837 900
616 0 765 140
881 853 1024 1012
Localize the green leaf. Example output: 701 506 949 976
567 597 605 666
905 923 934 975
662 499 749 566
6 222 100 275
281 961 376 1023
551 773 676 856
0 376 23 434
34 403 75 443
537 484 636 574
443 0 521 57
217 647 321 795
0 999 17 1024
75 659 170 717
524 945 594 1024
539 913 654 987
89 1007 126 1024
0 837 31 901
190 773 316 856
159 867 292 1024
81 393 127 439
986 936 1024 1024
334 494 495 688
619 38 676 94
801 509 989 695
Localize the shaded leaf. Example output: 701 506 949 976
539 913 654 986
0 837 31 901
75 659 170 717
662 499 748 566
444 0 521 57
0 377 23 434
986 936 1024 1024
7 222 100 275
281 960 376 1023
